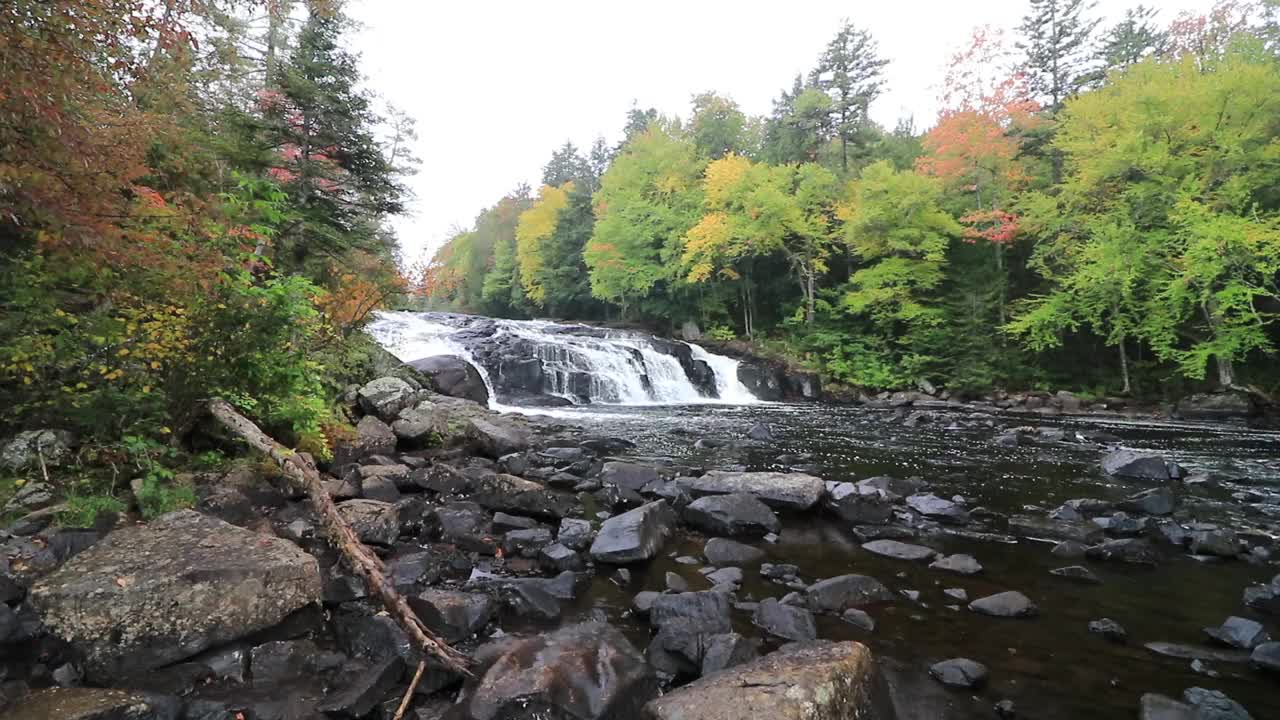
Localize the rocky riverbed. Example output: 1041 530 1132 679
1 357 1278 719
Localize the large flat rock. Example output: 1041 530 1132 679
30 510 320 682
642 641 877 720
685 471 826 511
590 500 677 564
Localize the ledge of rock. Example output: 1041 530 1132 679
642 640 878 720
685 471 826 511
29 510 320 683
0 688 180 720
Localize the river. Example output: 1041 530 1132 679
369 311 1280 719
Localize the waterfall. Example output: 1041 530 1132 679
366 311 758 408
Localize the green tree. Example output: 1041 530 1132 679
1095 5 1166 71
1017 0 1101 109
542 141 590 187
811 21 889 174
689 92 750 160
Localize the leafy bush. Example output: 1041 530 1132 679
58 494 127 528
704 325 737 342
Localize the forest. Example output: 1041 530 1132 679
421 0 1280 400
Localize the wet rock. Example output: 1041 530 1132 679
752 597 817 642
1009 515 1103 544
501 527 554 558
336 499 400 545
705 567 743 586
665 571 690 593
491 512 539 534
4 481 57 515
1119 487 1177 516
1051 565 1101 584
1175 391 1254 422
842 608 876 631
249 639 345 683
1183 687 1253 720
391 405 443 447
1 687 180 720
467 418 530 459
969 591 1037 618
2 429 76 472
906 494 970 524
929 658 988 689
557 517 594 551
408 355 489 405
1051 540 1089 558
317 656 404 718
930 554 983 575
1250 641 1280 672
825 482 895 525
745 423 774 442
1144 642 1251 664
1102 449 1180 481
334 415 397 466
356 376 418 422
590 500 677 564
435 501 496 553
857 475 923 500
642 641 876 720
806 574 894 612
538 543 584 573
685 471 826 511
408 589 493 643
471 473 575 521
1150 519 1190 547
1097 511 1144 536
862 539 936 562
633 591 661 615
683 493 780 537
650 591 733 634
760 562 799 579
1204 616 1269 650
1141 693 1196 720
1089 618 1128 643
1189 528 1238 557
702 538 764 567
454 622 657 720
700 633 758 675
29 510 320 683
1086 538 1160 565
1243 575 1280 615
359 473 402 504
599 462 663 492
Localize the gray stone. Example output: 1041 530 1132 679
3 481 57 515
825 482 894 525
29 510 319 682
703 537 765 566
1102 449 1177 480
502 527 554 558
929 658 988 689
806 574 894 612
665 571 690 593
538 543 584 573
408 589 492 643
1204 616 1269 650
752 598 816 641
1010 515 1104 544
686 471 826 511
1250 641 1280 672
650 591 733 634
557 517 594 551
391 406 443 446
590 500 677 564
408 355 489 405
633 591 661 615
1140 693 1196 720
641 641 876 720
969 591 1037 618
1144 642 1252 664
1189 529 1238 557
842 608 876 631
1086 538 1160 565
357 376 418 422
700 633 758 676
929 554 983 575
862 539 936 561
0 688 179 720
1119 487 1176 516
0 429 75 471
1089 618 1127 642
1244 576 1280 615
467 418 530 458
682 493 780 537
453 622 657 720
599 462 663 491
705 567 743 586
1051 565 1101 584
1051 540 1089 558
337 499 400 545
335 416 397 466
1183 687 1254 720
943 588 968 603
906 494 970 524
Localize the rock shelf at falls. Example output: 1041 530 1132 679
3 316 1280 719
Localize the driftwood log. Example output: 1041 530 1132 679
206 399 471 676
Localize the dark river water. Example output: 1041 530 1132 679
522 401 1280 719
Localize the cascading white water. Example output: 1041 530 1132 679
366 311 758 408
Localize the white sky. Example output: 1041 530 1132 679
349 0 1216 266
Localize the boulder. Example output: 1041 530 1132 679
682 493 780 537
557 518 594 551
467 418 530 458
745 423 774 442
736 364 785 401
501 527 554 558
1250 641 1280 673
453 622 657 720
471 473 576 521
589 500 677 564
1051 566 1101 584
1101 449 1179 481
969 591 1037 618
642 641 877 720
1182 687 1254 720
752 597 817 642
408 589 493 644
0 429 75 471
1189 528 1238 557
686 471 826 511
356 376 418 422
930 554 983 575
1086 538 1160 565
825 483 895 525
334 416 397 466
929 658 988 689
1118 487 1177 517
650 591 733 634
1089 618 1128 642
905 494 970 524
1175 391 1254 422
539 543 585 573
703 538 765 566
1204 616 1269 650
1009 515 1103 544
599 462 663 492
391 406 443 446
1140 693 1196 720
408 355 490 405
29 510 319 682
1244 576 1280 615
862 539 936 562
806 574 894 612
0 688 180 720
700 633 758 676
337 499 400 545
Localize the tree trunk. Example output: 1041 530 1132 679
1216 355 1236 389
1118 339 1131 395
205 400 471 676
805 267 816 326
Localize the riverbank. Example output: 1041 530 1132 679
1 349 1278 718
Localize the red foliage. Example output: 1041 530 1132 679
960 209 1021 245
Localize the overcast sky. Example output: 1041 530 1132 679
348 0 1216 266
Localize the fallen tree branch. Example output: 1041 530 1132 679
393 659 428 720
206 399 471 676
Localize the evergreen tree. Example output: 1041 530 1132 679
811 21 888 174
1017 0 1100 109
1095 5 1165 71
541 141 590 187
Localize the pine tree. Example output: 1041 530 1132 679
1096 5 1165 71
541 141 590 187
1017 0 1100 110
811 21 888 174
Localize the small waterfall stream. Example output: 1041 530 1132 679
366 311 758 408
